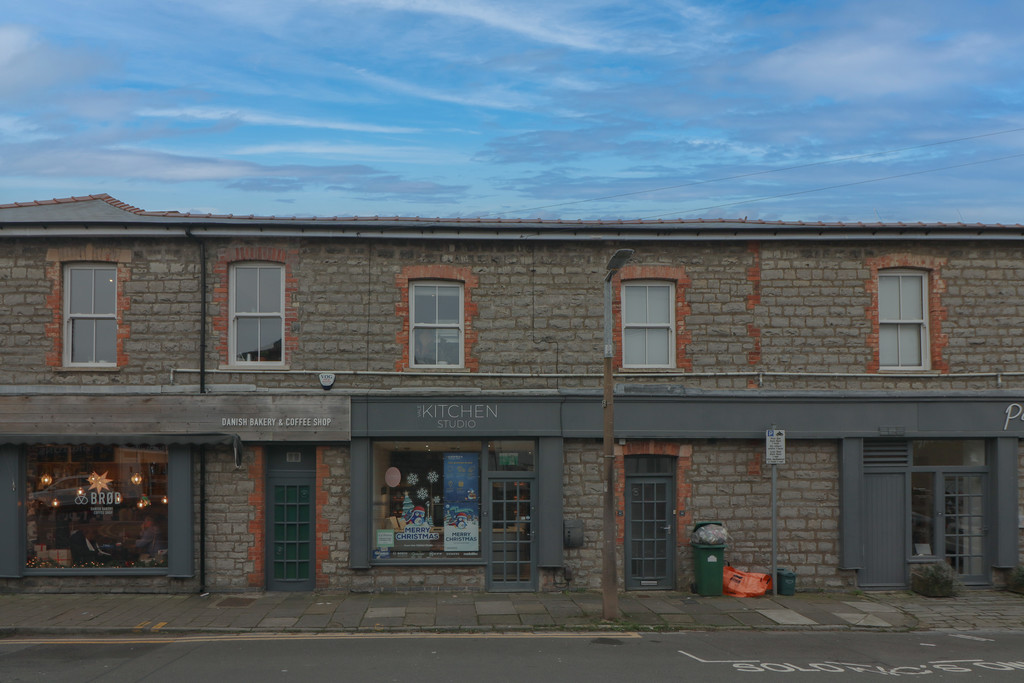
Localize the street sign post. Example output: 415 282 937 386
766 428 785 595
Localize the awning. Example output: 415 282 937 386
1 433 245 467
0 433 241 447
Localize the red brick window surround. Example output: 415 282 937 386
865 255 948 373
45 247 132 369
615 266 691 370
212 247 298 367
395 265 479 371
615 441 693 544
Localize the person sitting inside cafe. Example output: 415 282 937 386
134 515 166 557
69 522 112 566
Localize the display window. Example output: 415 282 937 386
25 444 169 569
371 440 535 562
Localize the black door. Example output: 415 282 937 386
625 475 675 589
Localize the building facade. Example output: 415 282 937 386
0 194 1021 594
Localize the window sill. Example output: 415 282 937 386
878 367 933 373
54 365 120 373
405 366 469 373
218 364 291 371
621 366 677 372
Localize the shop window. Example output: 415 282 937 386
622 281 673 367
373 440 483 560
878 270 928 369
65 264 117 365
230 263 284 364
410 282 463 367
26 445 170 569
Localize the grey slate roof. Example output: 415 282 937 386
2 194 1023 241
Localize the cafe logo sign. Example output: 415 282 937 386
86 471 122 505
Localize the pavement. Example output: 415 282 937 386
2 589 1024 637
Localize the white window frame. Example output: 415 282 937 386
621 280 675 368
64 263 118 366
229 263 285 366
878 269 929 370
410 281 464 368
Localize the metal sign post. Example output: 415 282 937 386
766 427 785 596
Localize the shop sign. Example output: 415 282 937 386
0 395 351 441
1003 403 1024 430
416 402 499 430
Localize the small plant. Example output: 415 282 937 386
911 562 962 597
1007 565 1024 594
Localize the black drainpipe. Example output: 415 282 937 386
186 229 209 593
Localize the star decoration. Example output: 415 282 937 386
88 471 112 493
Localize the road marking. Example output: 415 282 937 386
677 650 760 664
132 621 151 632
152 622 168 631
949 634 994 642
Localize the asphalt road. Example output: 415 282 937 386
2 630 1024 681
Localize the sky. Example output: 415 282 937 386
2 0 1023 222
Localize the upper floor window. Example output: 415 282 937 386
65 264 117 365
411 282 463 367
878 270 928 369
231 263 284 364
622 281 673 367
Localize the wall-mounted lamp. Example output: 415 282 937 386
40 473 52 487
131 471 143 485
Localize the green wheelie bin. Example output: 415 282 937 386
691 521 727 596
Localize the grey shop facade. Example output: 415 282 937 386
0 390 1021 593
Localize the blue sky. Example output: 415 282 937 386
2 0 1023 222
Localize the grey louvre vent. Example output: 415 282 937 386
864 439 910 466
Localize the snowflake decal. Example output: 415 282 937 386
416 487 428 500
433 496 440 504
406 473 419 486
427 471 439 484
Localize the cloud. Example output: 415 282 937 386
748 17 1003 100
0 141 467 200
136 106 421 134
0 24 104 96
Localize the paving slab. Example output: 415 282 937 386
757 609 818 626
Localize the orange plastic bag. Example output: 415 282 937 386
723 565 772 597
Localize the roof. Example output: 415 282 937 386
2 194 1023 241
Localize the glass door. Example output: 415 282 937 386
625 476 675 589
911 471 987 584
266 447 315 591
487 480 535 590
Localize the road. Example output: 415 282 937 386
2 630 1024 681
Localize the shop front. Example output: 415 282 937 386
610 391 1022 591
0 394 351 591
349 398 566 592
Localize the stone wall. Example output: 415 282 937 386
683 439 854 590
5 237 1024 392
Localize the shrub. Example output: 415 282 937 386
911 562 962 597
1007 565 1024 594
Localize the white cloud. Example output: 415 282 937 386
136 107 421 134
0 24 102 95
750 23 1001 99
